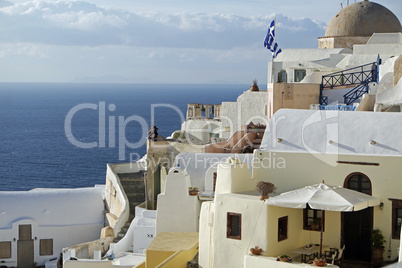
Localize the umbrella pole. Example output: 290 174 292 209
320 209 323 257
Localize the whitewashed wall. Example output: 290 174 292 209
156 170 201 234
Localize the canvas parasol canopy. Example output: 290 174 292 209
265 183 381 256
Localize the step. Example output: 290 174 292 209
126 193 145 202
129 201 144 208
118 172 146 180
124 186 145 194
120 180 145 186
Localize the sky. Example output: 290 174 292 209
0 0 401 84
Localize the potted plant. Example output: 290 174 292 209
256 181 276 200
189 187 199 196
250 79 260 92
313 257 326 266
310 218 321 231
278 254 291 262
250 246 262 255
371 229 385 267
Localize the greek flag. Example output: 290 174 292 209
264 19 282 58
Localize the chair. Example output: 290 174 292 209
305 253 316 264
324 250 337 264
334 245 345 267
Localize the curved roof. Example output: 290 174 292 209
0 187 104 228
325 1 402 37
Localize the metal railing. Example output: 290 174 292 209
343 83 369 105
319 56 380 105
318 105 356 111
321 62 376 89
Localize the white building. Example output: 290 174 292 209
178 86 268 144
0 187 104 267
156 153 254 235
199 109 402 267
267 0 402 115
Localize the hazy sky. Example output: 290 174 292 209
0 0 401 84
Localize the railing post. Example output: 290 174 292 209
319 83 323 105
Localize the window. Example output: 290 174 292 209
0 241 11 258
278 216 288 241
278 70 287 83
304 206 325 231
40 239 53 256
390 199 402 239
294 69 306 82
346 173 371 195
227 212 241 240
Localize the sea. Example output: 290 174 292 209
0 82 255 191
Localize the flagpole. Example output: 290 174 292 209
271 17 276 83
271 55 275 83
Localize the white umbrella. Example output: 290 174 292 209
265 183 380 256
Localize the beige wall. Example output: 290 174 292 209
266 206 303 257
146 232 198 268
215 160 254 195
105 164 129 236
269 83 320 120
64 260 113 268
318 36 370 49
212 194 268 268
252 150 402 260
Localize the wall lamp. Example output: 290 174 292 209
328 140 334 144
370 140 377 145
276 138 283 143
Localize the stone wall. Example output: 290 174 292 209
318 36 370 49
269 83 320 120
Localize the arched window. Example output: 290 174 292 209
344 172 371 195
278 70 287 83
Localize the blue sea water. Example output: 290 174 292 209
0 83 253 191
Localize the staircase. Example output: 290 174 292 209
319 56 380 106
113 171 146 243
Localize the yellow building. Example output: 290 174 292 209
199 109 402 267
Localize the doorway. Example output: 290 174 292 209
18 224 34 268
343 173 373 262
153 165 161 208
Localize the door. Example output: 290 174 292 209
18 224 34 268
153 165 161 208
343 173 373 262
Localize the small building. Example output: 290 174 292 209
156 153 254 234
0 187 104 267
179 86 268 143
